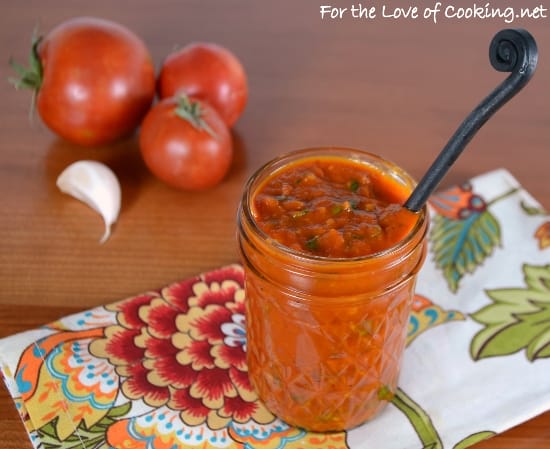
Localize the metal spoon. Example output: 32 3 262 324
404 28 538 213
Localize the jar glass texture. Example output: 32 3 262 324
237 147 428 432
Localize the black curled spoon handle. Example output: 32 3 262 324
404 29 538 213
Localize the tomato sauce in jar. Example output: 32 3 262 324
252 157 417 258
238 147 428 431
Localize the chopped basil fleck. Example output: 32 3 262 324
349 179 360 192
305 236 319 250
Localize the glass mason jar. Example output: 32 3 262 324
237 147 428 432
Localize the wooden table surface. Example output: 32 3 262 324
1 1 549 448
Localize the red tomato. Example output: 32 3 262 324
17 17 156 146
158 43 248 127
139 95 233 191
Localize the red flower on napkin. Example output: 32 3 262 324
89 264 273 429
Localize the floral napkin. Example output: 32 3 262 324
1 168 550 449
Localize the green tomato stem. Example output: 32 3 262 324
174 94 218 139
9 34 43 121
9 35 43 91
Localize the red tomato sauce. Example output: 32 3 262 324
240 150 428 431
252 156 417 258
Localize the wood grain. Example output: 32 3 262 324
1 1 549 447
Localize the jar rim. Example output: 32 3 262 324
240 146 428 265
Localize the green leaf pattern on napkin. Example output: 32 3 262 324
37 403 131 449
429 183 518 293
430 211 500 293
452 431 496 449
471 264 550 361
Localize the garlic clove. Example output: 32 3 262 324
56 160 121 244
